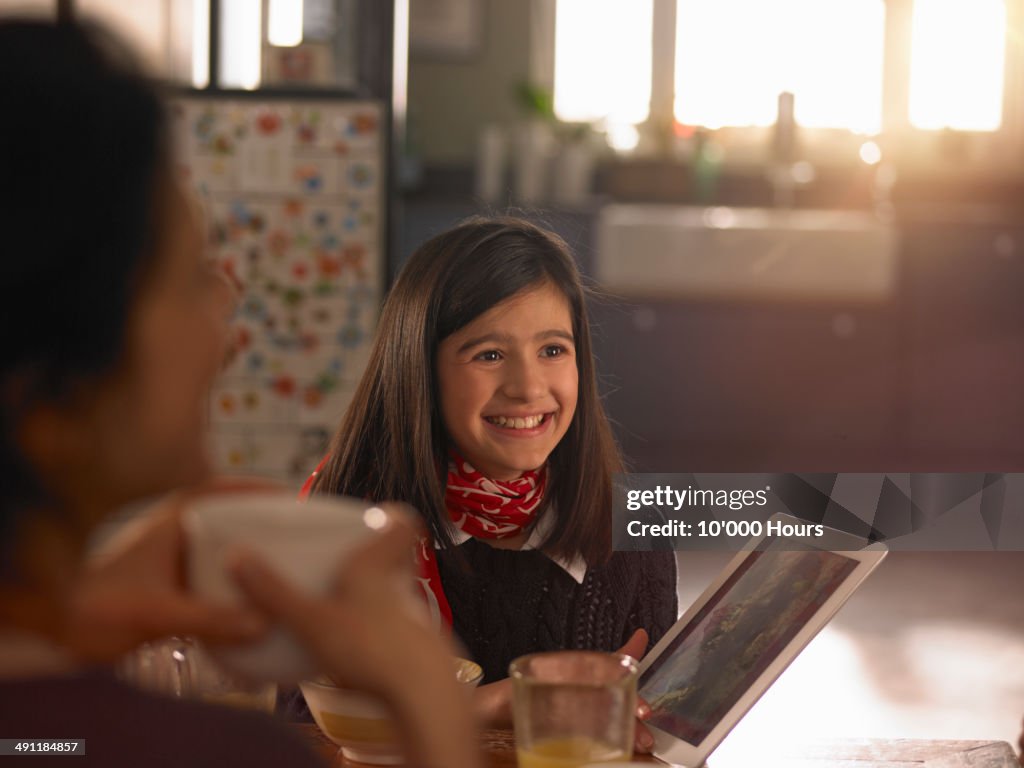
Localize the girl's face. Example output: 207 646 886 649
437 281 579 480
25 177 232 517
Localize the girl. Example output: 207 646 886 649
0 20 478 768
306 217 678 731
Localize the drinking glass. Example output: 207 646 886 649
188 642 278 713
117 637 197 698
118 637 276 713
510 651 637 768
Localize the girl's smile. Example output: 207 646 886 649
482 410 556 436
437 282 578 481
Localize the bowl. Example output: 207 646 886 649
299 657 484 765
184 491 384 682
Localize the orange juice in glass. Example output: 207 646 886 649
510 651 637 768
516 736 628 767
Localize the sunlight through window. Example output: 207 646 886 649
674 0 884 134
553 0 653 125
909 0 1005 131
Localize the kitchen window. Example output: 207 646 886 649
553 0 653 150
673 0 884 134
908 0 1006 131
542 0 1022 171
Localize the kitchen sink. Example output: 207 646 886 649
595 204 898 301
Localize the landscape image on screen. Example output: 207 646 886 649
639 542 857 744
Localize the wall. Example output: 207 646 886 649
408 0 533 166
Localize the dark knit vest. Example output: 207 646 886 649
436 539 678 683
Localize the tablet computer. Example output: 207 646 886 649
637 514 887 767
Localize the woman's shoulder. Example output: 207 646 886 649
0 671 324 767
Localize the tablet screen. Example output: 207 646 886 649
638 540 858 744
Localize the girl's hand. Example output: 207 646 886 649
65 478 274 662
473 627 657 755
230 505 481 768
618 628 657 754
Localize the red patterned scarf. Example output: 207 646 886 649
444 450 547 538
299 451 549 629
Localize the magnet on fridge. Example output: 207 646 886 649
255 109 283 136
347 162 375 190
267 229 291 255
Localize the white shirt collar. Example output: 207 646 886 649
441 510 588 584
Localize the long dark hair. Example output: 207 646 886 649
314 217 622 566
0 21 167 554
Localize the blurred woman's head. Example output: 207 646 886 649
0 20 230 559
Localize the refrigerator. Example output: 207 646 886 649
165 0 404 483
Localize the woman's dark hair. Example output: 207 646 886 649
314 216 622 566
0 21 168 546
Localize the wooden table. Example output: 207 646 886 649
297 723 658 766
750 738 1019 768
296 724 1019 768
